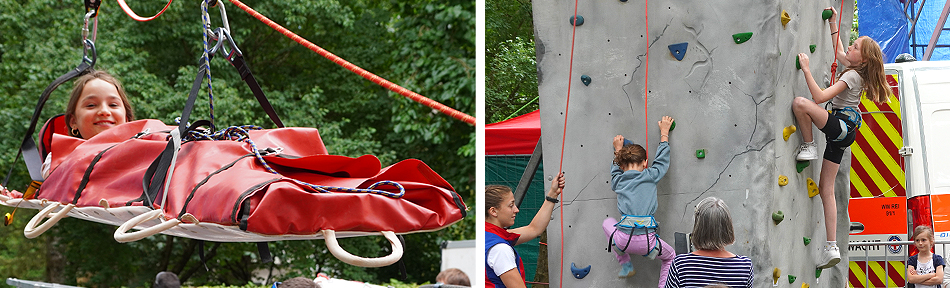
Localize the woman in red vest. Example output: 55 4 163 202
485 173 564 288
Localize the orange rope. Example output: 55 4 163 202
117 0 173 22
226 0 475 125
557 0 580 283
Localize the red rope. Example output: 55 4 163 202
557 0 582 285
830 1 845 84
644 0 650 151
117 0 173 22
226 0 474 125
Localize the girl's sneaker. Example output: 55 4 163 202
619 262 636 278
797 142 819 161
817 245 841 269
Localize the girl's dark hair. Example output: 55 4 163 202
65 70 136 138
613 144 646 167
485 185 512 217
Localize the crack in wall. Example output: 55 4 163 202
621 19 674 113
566 174 600 205
680 138 775 219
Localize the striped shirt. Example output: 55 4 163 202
665 253 754 288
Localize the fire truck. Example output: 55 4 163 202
847 59 950 288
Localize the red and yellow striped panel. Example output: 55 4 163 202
850 74 904 198
848 261 906 288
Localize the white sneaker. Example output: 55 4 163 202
817 245 841 269
796 142 819 161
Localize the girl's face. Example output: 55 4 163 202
914 232 934 253
70 79 128 139
846 37 866 67
491 192 519 228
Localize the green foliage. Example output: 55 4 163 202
0 0 473 286
486 0 539 122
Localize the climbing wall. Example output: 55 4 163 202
533 1 855 287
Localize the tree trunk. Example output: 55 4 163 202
534 229 549 287
45 236 65 284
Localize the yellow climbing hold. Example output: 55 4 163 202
802 283 810 288
779 175 789 186
782 10 791 28
783 125 796 141
773 268 781 284
807 178 819 197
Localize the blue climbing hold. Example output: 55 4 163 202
581 75 591 86
668 42 688 61
571 262 592 279
623 138 634 146
570 15 585 26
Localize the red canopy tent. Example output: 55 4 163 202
485 110 540 155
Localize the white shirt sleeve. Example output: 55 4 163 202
41 153 51 179
487 244 518 277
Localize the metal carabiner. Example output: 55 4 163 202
81 39 97 68
209 28 243 61
82 10 98 43
201 0 232 36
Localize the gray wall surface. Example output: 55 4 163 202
534 1 856 287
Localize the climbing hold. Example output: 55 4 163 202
781 10 791 28
772 211 784 224
803 237 811 246
581 75 592 86
772 268 781 284
778 175 789 186
695 149 706 159
796 57 801 70
623 138 634 146
788 275 797 284
670 120 676 131
668 42 688 61
732 32 753 44
783 125 797 141
822 9 833 20
802 283 810 288
815 267 822 278
807 178 819 198
810 44 817 53
796 161 809 173
570 15 585 26
571 262 591 279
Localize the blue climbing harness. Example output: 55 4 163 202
608 215 661 259
830 106 862 142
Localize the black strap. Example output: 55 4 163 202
140 65 206 207
396 235 407 280
257 242 273 263
227 55 284 128
4 40 96 186
198 240 210 271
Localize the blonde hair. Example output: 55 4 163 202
485 185 512 217
842 36 891 104
913 225 935 246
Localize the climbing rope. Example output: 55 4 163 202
117 0 173 22
557 0 582 284
225 0 475 125
200 0 217 131
830 1 846 84
182 125 406 199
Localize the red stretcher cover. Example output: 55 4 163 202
33 117 466 236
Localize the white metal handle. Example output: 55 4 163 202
24 203 74 239
322 230 403 267
114 209 180 243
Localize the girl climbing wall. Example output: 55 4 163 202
792 6 892 270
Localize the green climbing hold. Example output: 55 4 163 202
670 120 676 132
696 149 706 159
796 160 810 173
772 211 784 224
788 275 797 283
810 44 817 53
796 57 801 69
570 15 584 26
732 32 753 44
803 237 811 246
816 268 822 278
581 75 592 86
822 9 833 20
